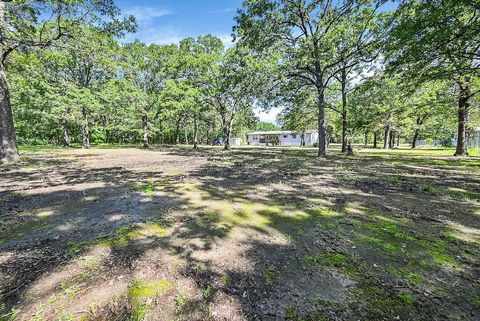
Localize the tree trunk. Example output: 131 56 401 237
317 88 327 157
346 141 354 156
373 132 378 149
341 112 348 153
142 111 149 148
193 115 198 150
158 120 163 145
184 126 189 145
0 59 20 164
61 118 70 147
396 134 400 147
412 129 420 149
81 106 90 149
384 127 390 149
389 131 395 149
340 67 348 153
300 131 305 147
364 131 368 146
206 127 210 145
454 86 470 156
175 118 181 145
224 118 233 151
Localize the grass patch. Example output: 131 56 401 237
264 266 278 285
128 279 173 320
304 252 364 279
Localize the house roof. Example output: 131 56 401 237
248 130 317 135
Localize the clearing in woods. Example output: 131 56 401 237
0 146 479 320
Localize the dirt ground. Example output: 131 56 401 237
0 145 479 321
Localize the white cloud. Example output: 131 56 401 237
217 34 236 48
124 6 172 22
256 107 283 124
210 8 235 14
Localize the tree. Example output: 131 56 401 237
235 0 384 157
122 42 178 148
386 0 480 156
277 86 317 146
328 2 384 152
198 45 259 150
0 0 135 163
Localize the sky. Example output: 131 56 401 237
116 0 280 123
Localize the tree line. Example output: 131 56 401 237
0 0 479 164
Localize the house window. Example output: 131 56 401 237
292 134 297 139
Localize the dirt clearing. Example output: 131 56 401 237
1 146 479 320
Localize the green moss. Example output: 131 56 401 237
358 286 418 320
304 253 348 268
66 241 91 257
128 279 172 301
419 239 458 266
128 279 172 320
404 272 425 285
397 292 415 305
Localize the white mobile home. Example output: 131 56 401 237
247 130 318 146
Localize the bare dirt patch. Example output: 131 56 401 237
1 146 479 320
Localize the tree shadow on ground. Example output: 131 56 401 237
0 147 479 320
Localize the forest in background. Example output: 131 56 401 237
1 0 480 162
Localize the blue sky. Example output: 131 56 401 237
118 0 243 46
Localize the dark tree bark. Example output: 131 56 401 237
373 131 378 148
81 106 90 149
454 85 471 156
184 123 189 145
300 131 306 147
411 114 428 149
364 131 368 146
340 67 348 153
317 88 327 157
346 141 354 156
61 118 70 147
396 134 400 147
223 117 234 151
193 114 198 150
175 117 181 145
158 120 163 145
0 59 20 164
389 131 395 149
142 111 149 148
384 127 390 149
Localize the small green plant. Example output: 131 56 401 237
264 266 278 285
474 297 480 309
203 284 213 299
176 294 186 309
221 273 232 286
418 183 441 195
144 180 155 194
285 306 297 318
